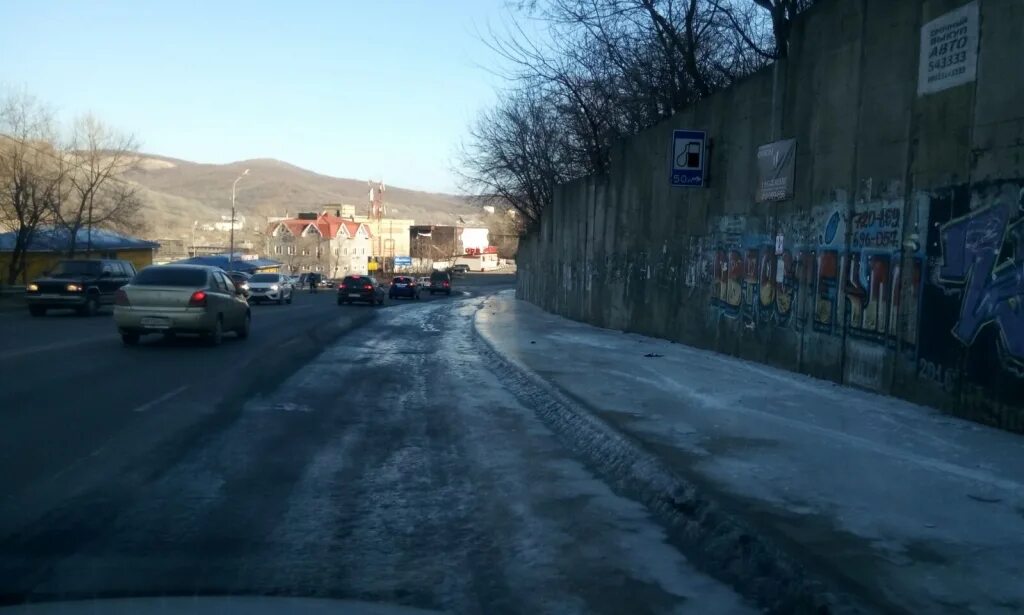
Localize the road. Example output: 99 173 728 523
0 273 752 613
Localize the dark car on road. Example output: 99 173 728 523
26 259 137 317
388 276 420 300
451 263 471 274
428 270 452 296
337 275 386 305
226 271 252 298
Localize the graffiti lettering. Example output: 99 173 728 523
938 202 1024 372
852 205 902 250
918 359 959 393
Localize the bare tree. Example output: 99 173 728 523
457 89 581 228
462 0 816 226
0 92 64 285
58 114 141 256
750 0 814 58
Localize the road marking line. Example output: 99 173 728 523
131 384 189 413
0 335 111 361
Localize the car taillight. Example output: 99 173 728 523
363 284 373 290
188 290 208 307
114 289 130 306
444 281 450 287
339 284 348 290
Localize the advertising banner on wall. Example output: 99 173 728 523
917 1 979 96
755 139 796 202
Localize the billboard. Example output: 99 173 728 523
917 1 978 96
756 139 797 202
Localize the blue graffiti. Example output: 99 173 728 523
938 201 1024 371
822 211 841 245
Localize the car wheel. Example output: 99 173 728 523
278 294 285 305
236 312 251 339
446 290 451 296
286 291 293 304
29 305 46 317
79 295 99 317
206 316 224 346
337 298 344 305
121 332 140 346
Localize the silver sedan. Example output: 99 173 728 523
113 265 251 346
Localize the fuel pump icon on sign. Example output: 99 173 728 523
676 141 702 169
670 129 707 188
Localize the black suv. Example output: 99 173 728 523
428 270 452 295
26 259 137 316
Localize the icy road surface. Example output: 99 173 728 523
476 291 1024 614
0 295 753 615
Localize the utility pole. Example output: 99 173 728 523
368 178 386 275
229 169 250 271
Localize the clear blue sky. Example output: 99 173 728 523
0 0 519 193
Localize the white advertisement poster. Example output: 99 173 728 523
917 1 979 96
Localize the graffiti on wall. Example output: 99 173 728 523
704 200 924 352
813 209 845 333
845 202 902 343
935 190 1024 374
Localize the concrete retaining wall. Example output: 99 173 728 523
517 0 1024 432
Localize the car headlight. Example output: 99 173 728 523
241 283 249 290
270 284 279 291
27 283 39 292
66 283 82 292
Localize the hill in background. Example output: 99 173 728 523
125 155 483 242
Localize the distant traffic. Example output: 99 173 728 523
22 258 479 347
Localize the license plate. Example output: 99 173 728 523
396 284 407 288
40 294 61 299
252 288 266 293
349 293 361 298
141 317 171 329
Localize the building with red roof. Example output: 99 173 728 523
265 210 373 277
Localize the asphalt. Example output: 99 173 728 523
0 272 756 614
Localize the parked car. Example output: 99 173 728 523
226 271 252 298
247 273 294 304
418 276 432 288
428 270 452 295
451 264 471 274
337 275 386 305
389 276 420 300
113 265 250 346
25 258 137 317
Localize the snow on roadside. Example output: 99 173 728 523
475 291 1024 614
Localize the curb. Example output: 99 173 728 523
471 300 873 615
0 301 26 315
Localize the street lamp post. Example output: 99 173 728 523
229 169 250 270
191 220 198 257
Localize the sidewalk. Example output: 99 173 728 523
475 291 1024 614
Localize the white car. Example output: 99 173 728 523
246 273 294 304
